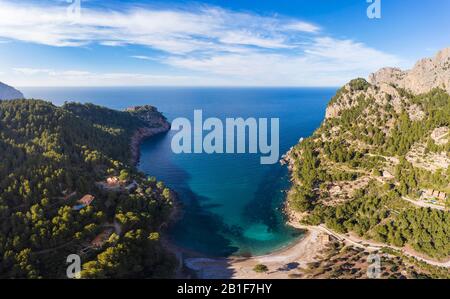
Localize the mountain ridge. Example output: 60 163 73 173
0 82 24 100
369 47 450 95
286 48 450 278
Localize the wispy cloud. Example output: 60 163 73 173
0 0 405 86
10 67 232 86
0 1 318 53
166 37 402 86
131 55 154 61
13 68 91 77
284 21 320 33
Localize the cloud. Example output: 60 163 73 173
10 67 232 86
13 68 91 77
166 37 403 86
0 1 318 53
0 1 405 86
284 21 320 33
13 68 53 75
131 55 154 61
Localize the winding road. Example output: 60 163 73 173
402 196 446 211
309 224 450 268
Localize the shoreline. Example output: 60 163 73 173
180 218 328 279
130 121 171 166
128 112 450 278
176 139 449 278
176 200 330 279
125 104 327 278
127 116 188 276
147 136 327 278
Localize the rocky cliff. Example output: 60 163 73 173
369 47 450 95
326 48 450 121
128 105 171 165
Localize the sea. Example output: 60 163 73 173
21 86 336 257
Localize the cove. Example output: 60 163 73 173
21 86 335 257
136 87 335 257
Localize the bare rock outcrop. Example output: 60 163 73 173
128 105 171 165
326 48 450 120
325 81 405 119
369 47 450 95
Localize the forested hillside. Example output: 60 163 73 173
0 99 175 278
287 49 450 276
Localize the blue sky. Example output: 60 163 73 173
0 0 448 86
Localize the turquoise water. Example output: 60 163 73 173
21 87 335 257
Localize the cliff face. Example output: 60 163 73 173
127 105 171 165
127 105 169 128
0 82 24 100
326 48 450 121
325 79 412 120
369 47 450 95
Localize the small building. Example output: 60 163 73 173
73 195 95 211
438 192 447 201
78 194 95 206
431 127 449 145
106 176 120 186
319 234 331 245
421 189 447 201
91 229 114 248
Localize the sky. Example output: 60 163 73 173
0 0 449 87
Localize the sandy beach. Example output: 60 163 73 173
179 207 329 279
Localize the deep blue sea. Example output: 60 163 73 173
21 87 336 257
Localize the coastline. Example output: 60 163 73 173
130 123 171 166
127 116 188 276
179 208 329 279
130 111 450 277
128 108 450 277
128 119 204 278
127 112 327 278
148 133 328 278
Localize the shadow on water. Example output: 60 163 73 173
139 134 242 278
169 187 240 257
139 133 305 278
138 133 239 258
243 164 302 235
243 164 287 230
